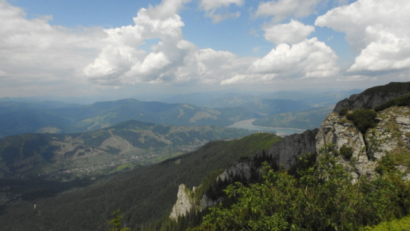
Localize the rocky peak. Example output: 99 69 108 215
316 105 410 181
333 81 410 114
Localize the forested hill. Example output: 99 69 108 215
0 133 281 231
0 120 253 178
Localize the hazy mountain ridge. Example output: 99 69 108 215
0 120 253 179
252 106 333 129
0 99 260 138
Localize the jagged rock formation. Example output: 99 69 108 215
333 82 410 113
170 81 410 219
316 112 371 181
169 184 193 221
317 105 410 181
260 129 319 169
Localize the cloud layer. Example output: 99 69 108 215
316 0 410 73
0 0 104 82
264 19 315 45
200 0 243 23
255 0 324 22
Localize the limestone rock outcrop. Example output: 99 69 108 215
169 184 193 221
259 129 319 169
316 107 410 181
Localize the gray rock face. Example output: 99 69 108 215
258 129 319 169
217 162 253 182
316 107 410 181
169 184 193 221
333 81 410 113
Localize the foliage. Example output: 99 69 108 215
0 133 281 231
192 144 410 231
375 155 396 175
339 107 348 116
108 210 130 231
340 145 353 159
362 215 410 231
375 93 410 112
346 108 377 134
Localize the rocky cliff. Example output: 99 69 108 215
170 81 410 220
260 129 319 169
169 184 193 221
333 82 410 113
316 105 410 181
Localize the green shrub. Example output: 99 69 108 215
375 93 410 112
346 108 377 134
192 144 410 231
340 145 353 159
376 155 396 175
339 107 348 116
362 215 410 231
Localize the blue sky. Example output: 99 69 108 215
1 0 409 99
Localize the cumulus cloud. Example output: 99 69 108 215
84 0 253 86
200 0 243 23
221 37 339 85
255 0 323 23
0 0 105 85
315 0 410 73
264 19 315 45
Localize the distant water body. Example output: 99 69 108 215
228 119 305 137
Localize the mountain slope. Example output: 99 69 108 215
0 133 281 231
0 120 253 178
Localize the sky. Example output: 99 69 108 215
0 0 410 100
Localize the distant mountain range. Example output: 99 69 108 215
158 89 361 108
0 97 313 138
0 120 253 178
0 133 281 231
252 106 334 129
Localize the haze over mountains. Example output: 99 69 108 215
0 90 360 138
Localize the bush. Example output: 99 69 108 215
192 144 410 231
362 215 410 231
346 108 377 134
340 145 353 159
339 107 348 116
375 93 410 112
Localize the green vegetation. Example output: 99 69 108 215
340 145 353 159
339 107 348 116
108 210 130 231
192 145 410 231
362 215 410 231
0 120 253 178
0 133 281 231
346 108 377 134
253 106 333 129
375 93 410 112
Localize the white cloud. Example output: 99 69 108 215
264 19 315 45
200 0 243 23
315 0 410 73
255 0 323 23
84 0 254 86
249 38 339 79
0 69 7 77
201 0 243 11
220 37 339 85
0 0 105 84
